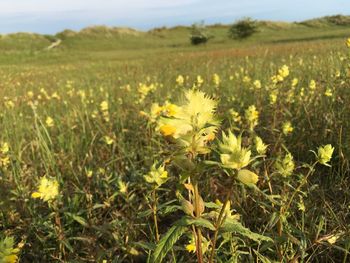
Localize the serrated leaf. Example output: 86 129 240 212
159 205 181 216
151 225 187 263
221 218 272 243
205 202 221 209
176 217 216 231
133 241 156 251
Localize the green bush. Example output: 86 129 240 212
229 17 258 39
190 22 212 45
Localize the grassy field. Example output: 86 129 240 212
0 16 350 262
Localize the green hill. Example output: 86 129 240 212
0 15 349 64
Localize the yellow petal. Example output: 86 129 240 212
159 124 176 136
31 192 42 198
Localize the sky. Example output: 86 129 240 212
1 0 350 34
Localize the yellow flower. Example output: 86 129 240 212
206 132 216 141
298 197 305 212
278 65 289 78
0 156 10 167
309 80 316 90
150 103 163 119
255 136 267 155
159 124 177 136
237 169 259 185
157 89 219 154
185 243 196 253
243 76 251 83
51 92 60 100
163 102 179 117
27 91 34 99
275 153 295 177
45 117 54 127
86 170 93 178
144 163 168 187
0 142 9 154
215 200 240 220
271 75 278 84
245 105 259 130
317 144 334 166
212 73 220 87
326 233 342 244
185 234 210 254
269 92 277 105
0 237 20 263
3 254 18 263
117 178 128 194
324 87 333 97
346 38 350 48
196 75 204 86
104 136 114 145
282 121 294 136
100 101 109 112
291 78 299 87
219 131 251 170
31 176 59 202
4 100 15 109
181 90 217 128
229 109 242 123
253 80 261 89
176 75 185 86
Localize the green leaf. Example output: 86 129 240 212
66 213 89 227
133 241 156 251
205 202 221 209
254 249 279 263
221 218 272 243
176 217 216 231
151 225 187 263
159 205 182 216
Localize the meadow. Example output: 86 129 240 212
0 17 350 262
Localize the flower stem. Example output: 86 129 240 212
193 183 203 263
152 188 160 242
209 192 230 263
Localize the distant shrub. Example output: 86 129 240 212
325 15 350 25
189 22 212 45
229 17 258 39
299 15 350 27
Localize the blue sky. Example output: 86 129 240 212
1 0 350 34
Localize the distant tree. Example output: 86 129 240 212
190 21 212 45
228 17 258 39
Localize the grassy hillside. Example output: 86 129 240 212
0 14 350 262
1 15 350 60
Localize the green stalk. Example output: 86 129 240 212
193 183 203 263
208 192 230 263
282 161 318 214
152 188 160 242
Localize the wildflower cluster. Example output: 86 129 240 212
100 100 110 122
157 89 219 155
0 142 10 168
31 176 59 202
144 163 168 188
0 237 20 263
271 65 289 84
